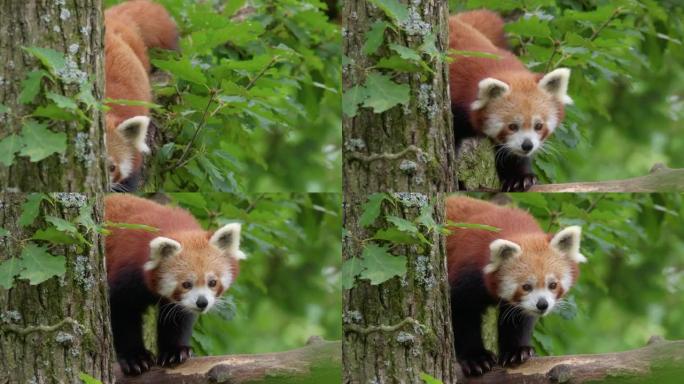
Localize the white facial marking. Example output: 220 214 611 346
117 156 134 179
520 287 556 317
505 130 541 156
560 271 573 292
547 113 559 133
498 275 518 301
483 115 505 137
220 269 233 290
157 275 177 297
181 286 215 313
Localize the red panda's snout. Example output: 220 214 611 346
144 223 246 313
472 68 573 157
484 226 587 317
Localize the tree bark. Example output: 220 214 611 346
115 338 340 384
459 336 684 383
0 193 114 383
0 0 107 193
342 1 457 383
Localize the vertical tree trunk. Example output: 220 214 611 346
342 1 457 382
0 193 114 383
0 0 107 192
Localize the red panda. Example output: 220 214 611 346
105 194 246 375
446 196 586 376
104 0 179 192
449 10 573 191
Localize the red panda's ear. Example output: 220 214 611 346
538 68 573 105
484 239 521 274
144 237 182 270
550 226 586 263
471 78 510 110
210 223 246 260
116 116 151 154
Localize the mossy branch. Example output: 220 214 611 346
1 317 82 336
344 317 424 335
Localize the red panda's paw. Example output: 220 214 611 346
499 345 535 367
158 345 192 367
457 349 497 376
117 349 155 376
501 173 537 192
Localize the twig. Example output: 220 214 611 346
346 145 428 163
1 317 82 336
344 317 423 335
165 90 217 172
589 8 623 42
246 56 279 90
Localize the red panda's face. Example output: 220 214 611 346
484 226 586 317
105 114 150 191
144 223 246 313
472 68 572 157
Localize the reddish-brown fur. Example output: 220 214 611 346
449 11 565 136
104 1 179 182
105 195 239 295
446 196 579 298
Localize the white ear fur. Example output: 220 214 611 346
550 226 586 263
539 68 573 105
116 116 151 154
484 239 522 274
471 78 510 110
144 237 182 271
210 223 246 260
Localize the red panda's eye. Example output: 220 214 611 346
108 164 116 172
549 282 557 290
508 123 519 132
534 122 544 131
522 283 533 292
208 280 217 288
182 281 192 289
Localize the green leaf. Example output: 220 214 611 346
0 134 24 167
105 221 159 232
152 58 208 86
372 227 418 244
419 33 439 59
19 70 47 104
506 17 552 38
363 21 388 55
448 49 500 59
32 227 80 245
45 216 78 233
18 120 67 161
0 103 9 115
18 243 66 285
375 56 423 72
22 46 66 74
0 228 9 237
0 258 25 289
388 44 422 62
19 193 48 227
369 0 409 24
420 372 444 384
359 244 407 285
362 73 410 113
416 205 437 230
341 257 365 290
359 193 388 227
46 92 78 110
79 372 103 384
342 85 368 118
31 104 80 120
103 98 162 110
446 221 501 232
386 215 418 233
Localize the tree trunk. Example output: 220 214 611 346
116 338 340 384
342 1 457 382
0 0 107 193
0 193 114 383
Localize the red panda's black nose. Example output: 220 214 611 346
196 296 208 309
536 298 548 311
521 140 533 153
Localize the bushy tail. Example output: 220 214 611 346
454 10 508 50
105 0 179 51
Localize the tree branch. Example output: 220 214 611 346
115 338 340 384
529 165 684 192
460 337 684 383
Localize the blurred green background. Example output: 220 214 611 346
106 0 341 193
450 0 684 184
152 193 341 355
459 193 684 356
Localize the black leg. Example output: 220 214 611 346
110 301 155 375
494 145 537 191
497 302 537 367
449 267 497 377
157 300 196 367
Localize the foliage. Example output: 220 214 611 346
158 193 342 355
0 193 99 289
450 0 684 184
104 0 341 193
462 193 684 356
